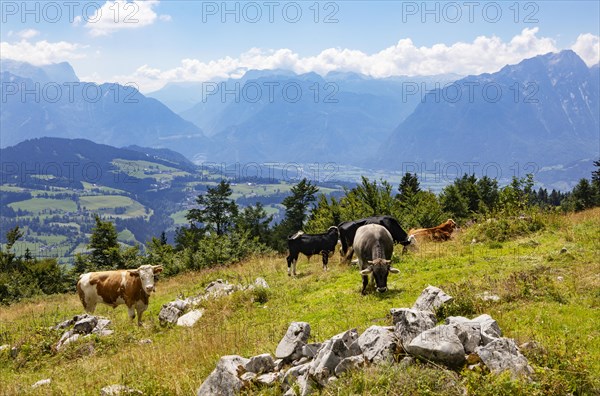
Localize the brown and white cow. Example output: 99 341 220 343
76 265 163 325
408 219 457 242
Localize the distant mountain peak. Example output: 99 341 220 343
0 59 79 83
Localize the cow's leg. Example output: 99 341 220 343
292 258 297 276
345 247 355 263
361 275 369 295
127 305 136 322
135 303 147 326
286 255 292 276
321 251 329 271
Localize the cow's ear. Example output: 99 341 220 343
152 265 163 274
384 260 392 264
367 260 374 264
128 269 140 277
389 267 400 274
360 267 373 275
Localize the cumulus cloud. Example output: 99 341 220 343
108 28 563 92
571 33 600 66
17 29 40 40
85 0 170 37
0 39 85 65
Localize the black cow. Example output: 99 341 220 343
286 226 339 276
338 216 410 261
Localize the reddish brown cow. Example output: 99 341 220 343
408 219 457 242
76 265 162 325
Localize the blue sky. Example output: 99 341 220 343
1 1 599 92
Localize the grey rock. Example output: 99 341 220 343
73 316 98 334
399 356 415 369
240 372 257 382
293 357 311 366
138 339 153 345
282 362 311 388
405 324 466 367
177 309 204 327
309 329 360 386
53 318 75 330
391 308 437 348
471 314 502 345
244 353 275 374
100 384 143 395
93 318 112 333
358 326 399 364
301 343 322 358
273 358 285 372
478 292 501 302
56 330 80 350
275 322 311 361
476 338 533 379
159 300 188 325
196 355 250 396
445 316 482 354
205 279 237 297
257 372 281 385
31 378 51 388
412 285 453 312
0 344 9 352
93 329 115 337
254 277 269 289
334 355 365 376
297 372 316 396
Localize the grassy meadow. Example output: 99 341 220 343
0 209 598 395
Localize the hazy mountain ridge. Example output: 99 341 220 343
377 50 599 171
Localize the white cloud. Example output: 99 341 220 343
571 33 600 66
107 28 562 92
17 29 40 40
85 0 169 37
0 39 85 65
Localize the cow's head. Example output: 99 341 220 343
447 219 457 229
360 258 399 293
129 265 163 294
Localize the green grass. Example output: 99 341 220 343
79 195 150 219
8 198 77 214
0 209 598 395
111 159 190 181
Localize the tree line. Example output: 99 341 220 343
1 160 598 304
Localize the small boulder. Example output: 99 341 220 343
56 330 80 350
205 279 237 297
275 322 311 361
405 324 466 367
471 314 502 345
0 344 9 352
176 309 204 327
445 316 482 354
358 326 399 364
257 372 281 385
334 355 365 376
301 343 322 359
240 372 257 382
391 308 437 348
412 285 453 312
73 316 98 334
476 338 533 379
159 300 189 325
254 277 269 289
196 355 250 396
282 362 311 388
309 328 360 385
244 353 275 374
31 378 51 388
100 384 143 395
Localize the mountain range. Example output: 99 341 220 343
1 52 598 187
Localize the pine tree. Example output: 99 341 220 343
397 173 421 204
89 215 122 270
280 178 319 232
187 180 239 236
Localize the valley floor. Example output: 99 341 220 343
1 209 599 395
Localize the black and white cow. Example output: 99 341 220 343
338 216 411 261
286 226 339 276
353 224 400 294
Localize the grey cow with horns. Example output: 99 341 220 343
352 224 400 294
